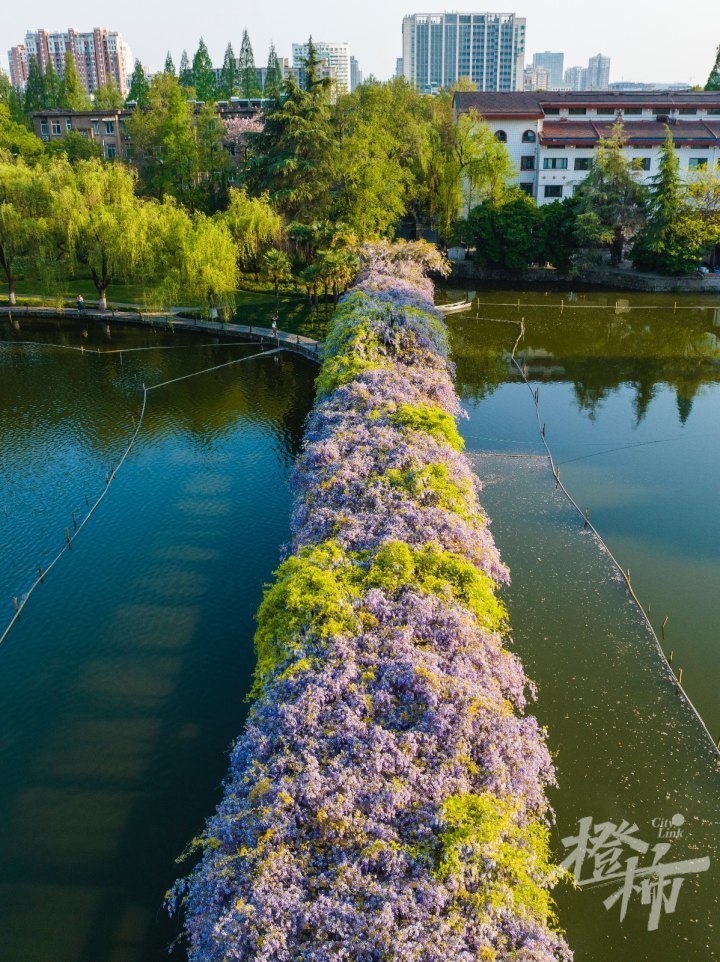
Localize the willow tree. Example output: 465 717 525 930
61 160 152 309
0 158 57 303
224 187 284 272
181 212 239 316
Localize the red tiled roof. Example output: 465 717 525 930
453 91 543 117
540 119 719 147
454 90 720 118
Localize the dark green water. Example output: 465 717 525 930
0 318 317 961
2 296 719 962
448 290 720 962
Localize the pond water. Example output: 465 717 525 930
0 318 317 961
447 290 720 962
1 294 719 962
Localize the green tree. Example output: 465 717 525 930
164 52 176 76
94 78 123 109
265 43 284 98
60 52 91 110
463 189 542 269
46 129 103 163
219 43 239 99
539 198 580 272
192 38 217 102
574 122 646 265
632 128 711 274
0 74 27 126
261 247 292 308
224 186 284 271
24 58 46 114
126 73 199 205
705 45 720 91
0 104 45 161
195 104 233 211
61 159 153 309
0 158 57 302
238 30 261 97
332 83 414 238
179 50 192 88
44 61 62 109
170 210 238 315
245 40 334 221
127 60 150 106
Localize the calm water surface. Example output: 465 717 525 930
448 290 720 962
0 318 317 961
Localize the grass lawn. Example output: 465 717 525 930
1 272 334 341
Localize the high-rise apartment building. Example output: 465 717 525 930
524 65 550 91
292 41 351 95
350 56 363 92
586 53 610 90
401 12 526 94
531 50 563 88
8 28 133 96
564 65 585 91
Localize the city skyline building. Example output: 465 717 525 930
401 12 526 94
8 27 133 96
292 40 351 94
531 50 563 87
350 55 363 91
564 52 611 91
524 64 550 91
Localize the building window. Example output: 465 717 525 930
40 121 49 136
623 107 642 115
678 108 697 115
569 107 587 116
689 157 707 169
708 108 720 116
91 120 100 135
106 144 117 159
519 182 533 196
544 107 560 115
574 157 593 171
522 129 536 143
66 119 72 131
596 108 615 116
631 157 652 171
543 157 568 169
51 121 61 135
544 185 563 198
520 155 535 170
104 120 115 135
495 129 507 142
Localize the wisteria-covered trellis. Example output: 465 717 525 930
169 241 572 962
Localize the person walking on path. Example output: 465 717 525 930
76 294 85 313
271 314 278 339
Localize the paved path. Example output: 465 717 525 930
0 304 323 365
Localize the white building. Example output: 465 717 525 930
532 51 563 88
524 65 550 91
292 41 351 95
401 12 526 94
586 53 610 91
454 90 720 205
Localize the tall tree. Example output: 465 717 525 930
127 60 150 106
632 127 711 274
223 186 284 271
705 45 720 91
179 50 192 88
261 248 292 308
574 121 645 265
219 43 239 99
0 74 27 126
43 60 62 109
238 30 261 97
125 73 199 205
94 78 123 109
23 58 46 114
265 43 283 98
245 40 334 221
164 51 176 76
0 158 57 303
61 159 152 309
192 38 216 102
195 104 233 211
60 52 91 110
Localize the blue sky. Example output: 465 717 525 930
3 0 719 86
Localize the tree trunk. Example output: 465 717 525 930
98 288 108 311
8 286 16 306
